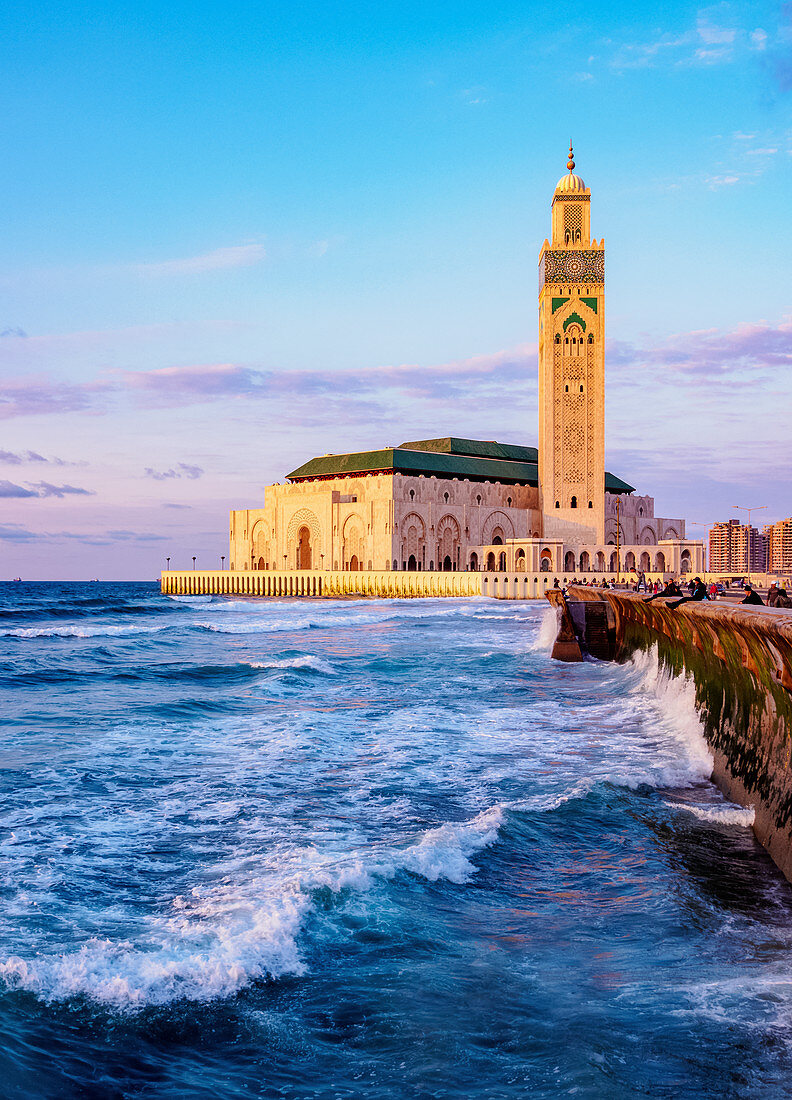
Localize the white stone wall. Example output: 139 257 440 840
230 472 541 573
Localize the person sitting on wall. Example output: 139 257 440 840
644 579 683 603
741 583 765 606
774 587 792 609
667 576 709 610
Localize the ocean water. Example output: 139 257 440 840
1 582 791 1099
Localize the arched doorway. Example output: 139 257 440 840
610 551 618 572
515 549 526 571
486 552 496 571
297 526 311 570
681 550 692 573
625 551 636 571
401 513 426 573
596 551 605 572
469 552 479 571
436 515 460 573
564 550 575 571
343 516 364 571
408 554 417 570
640 551 651 572
498 551 506 571
654 551 666 572
492 532 504 546
580 551 590 571
258 556 265 569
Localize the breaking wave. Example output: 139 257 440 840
0 807 504 1009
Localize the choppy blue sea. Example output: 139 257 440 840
1 582 791 1098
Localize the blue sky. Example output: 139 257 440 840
1 0 790 578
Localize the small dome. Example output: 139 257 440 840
556 172 586 193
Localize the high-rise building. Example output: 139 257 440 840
709 520 767 573
763 519 792 574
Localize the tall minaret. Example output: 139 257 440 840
537 144 606 545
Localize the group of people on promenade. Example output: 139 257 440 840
559 574 792 610
643 577 792 609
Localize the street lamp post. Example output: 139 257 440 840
685 522 711 577
221 555 225 570
733 505 767 587
166 557 170 570
192 556 196 570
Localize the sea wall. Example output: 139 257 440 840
160 569 574 600
548 587 792 881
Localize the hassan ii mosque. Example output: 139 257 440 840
228 147 705 583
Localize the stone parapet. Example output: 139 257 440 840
160 569 579 600
162 569 485 599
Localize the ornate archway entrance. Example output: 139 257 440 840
297 526 311 570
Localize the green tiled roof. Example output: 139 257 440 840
286 437 635 494
399 437 539 463
287 446 540 485
604 471 636 494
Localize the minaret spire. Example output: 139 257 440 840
567 141 575 173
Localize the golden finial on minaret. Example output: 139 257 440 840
567 141 575 172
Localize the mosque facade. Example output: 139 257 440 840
229 149 705 581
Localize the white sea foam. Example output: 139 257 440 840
625 646 714 785
249 656 336 675
669 802 755 827
1 623 169 639
0 889 310 1008
0 806 505 1009
529 604 560 654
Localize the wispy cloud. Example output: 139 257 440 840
0 375 108 420
609 5 780 72
0 449 84 467
0 481 38 499
0 524 165 545
0 480 96 499
2 317 790 431
145 463 204 481
133 244 265 277
607 317 792 378
0 523 36 542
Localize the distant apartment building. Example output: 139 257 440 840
763 518 792 574
709 519 767 574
